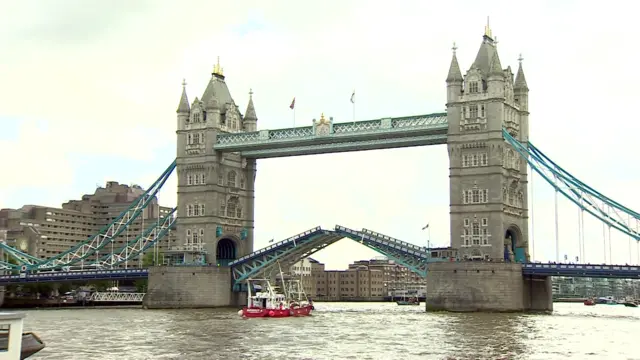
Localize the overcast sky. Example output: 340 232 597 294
1 0 639 269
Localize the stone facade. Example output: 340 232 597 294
143 266 233 308
175 65 258 265
446 26 530 262
425 262 552 312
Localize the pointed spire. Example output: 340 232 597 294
484 16 493 40
446 42 463 83
244 88 257 121
212 56 224 78
176 79 190 113
489 52 503 77
514 54 529 91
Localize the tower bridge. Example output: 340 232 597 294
2 23 639 312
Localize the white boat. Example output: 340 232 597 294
0 312 45 359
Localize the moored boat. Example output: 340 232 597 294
396 296 420 306
623 302 638 308
0 312 46 359
239 279 313 318
584 298 596 306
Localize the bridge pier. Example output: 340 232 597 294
143 266 234 308
424 262 552 312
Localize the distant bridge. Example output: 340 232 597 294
0 268 149 285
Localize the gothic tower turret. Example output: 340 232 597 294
243 89 258 132
446 22 530 263
174 58 256 267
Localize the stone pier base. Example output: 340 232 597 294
425 262 553 312
143 266 234 309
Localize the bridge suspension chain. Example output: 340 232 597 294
91 208 176 268
33 160 177 271
503 130 639 241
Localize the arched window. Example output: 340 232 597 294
187 204 193 217
226 198 237 218
240 176 245 189
508 188 515 205
236 207 242 218
187 133 193 145
227 171 236 187
186 229 192 243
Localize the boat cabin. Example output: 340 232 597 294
248 291 286 309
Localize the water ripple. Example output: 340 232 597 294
20 303 640 360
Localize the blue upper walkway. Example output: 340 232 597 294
213 113 448 158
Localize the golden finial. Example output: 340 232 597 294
484 16 493 39
212 56 224 76
319 113 327 124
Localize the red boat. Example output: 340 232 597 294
584 298 596 306
240 278 314 318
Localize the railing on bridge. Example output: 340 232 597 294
0 268 149 285
229 227 324 266
214 113 448 156
522 263 640 279
88 292 146 302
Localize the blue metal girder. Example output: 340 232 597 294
239 134 448 159
522 263 640 279
0 268 149 285
230 227 337 284
214 113 448 156
335 225 431 277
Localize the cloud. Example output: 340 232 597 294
1 1 639 269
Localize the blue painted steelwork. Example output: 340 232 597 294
503 129 640 240
522 263 640 279
229 227 343 287
0 268 149 285
214 113 448 158
335 225 447 277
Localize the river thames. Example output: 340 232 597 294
24 302 640 360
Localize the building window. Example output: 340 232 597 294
481 218 488 226
193 133 200 144
480 105 485 117
193 174 199 185
462 152 488 168
469 105 478 118
192 204 200 216
227 199 236 218
463 188 489 204
200 204 205 216
198 228 204 241
219 200 225 215
193 230 199 244
187 133 193 144
227 171 236 187
469 82 479 94
193 112 201 122
200 132 205 144
236 207 242 218
201 173 206 185
480 153 488 166
187 175 193 185
187 204 193 217
240 176 245 189
464 218 470 227
186 229 192 242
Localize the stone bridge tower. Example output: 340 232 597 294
174 59 257 266
446 24 530 262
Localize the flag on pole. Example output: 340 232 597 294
422 224 430 230
350 90 355 104
289 97 296 109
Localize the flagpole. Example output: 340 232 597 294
293 107 296 127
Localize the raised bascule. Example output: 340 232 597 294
2 23 639 312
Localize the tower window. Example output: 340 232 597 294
481 105 485 117
469 105 478 118
469 82 479 94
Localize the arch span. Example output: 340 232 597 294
504 225 525 263
216 238 237 267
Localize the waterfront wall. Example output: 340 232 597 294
144 266 232 308
425 262 552 312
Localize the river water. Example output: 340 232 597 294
24 302 640 360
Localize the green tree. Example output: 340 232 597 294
142 251 165 267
